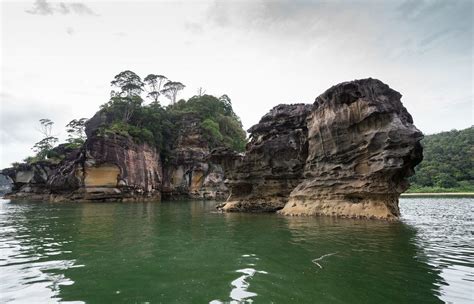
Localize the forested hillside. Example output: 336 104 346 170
409 127 473 192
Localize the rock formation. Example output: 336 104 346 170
222 78 423 219
2 78 423 219
222 104 313 212
1 161 59 200
2 112 241 201
162 114 242 200
2 134 163 202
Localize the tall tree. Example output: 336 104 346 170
144 74 168 103
66 118 88 146
32 118 58 160
111 70 144 97
109 70 145 122
161 81 185 104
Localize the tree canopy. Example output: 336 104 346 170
409 127 474 192
99 70 247 156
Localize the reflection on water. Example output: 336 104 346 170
210 254 268 304
283 214 445 303
0 198 472 303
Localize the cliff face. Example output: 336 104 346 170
2 112 239 202
282 79 423 219
162 114 242 200
1 161 59 200
50 134 163 201
2 78 423 218
3 135 163 201
222 79 423 219
222 104 313 212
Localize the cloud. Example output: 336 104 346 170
61 2 97 15
205 0 472 59
0 91 75 167
25 0 54 15
26 0 98 16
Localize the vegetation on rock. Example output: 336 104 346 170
19 70 246 167
99 70 247 154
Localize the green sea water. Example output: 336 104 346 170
0 198 473 303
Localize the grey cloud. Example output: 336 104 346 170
26 0 98 16
58 2 70 14
206 0 472 57
396 1 472 42
26 0 54 15
65 3 97 15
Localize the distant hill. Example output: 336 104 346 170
409 126 474 193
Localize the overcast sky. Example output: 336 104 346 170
1 0 473 168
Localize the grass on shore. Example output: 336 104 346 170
406 185 474 194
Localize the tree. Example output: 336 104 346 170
111 70 144 97
161 81 185 104
144 74 168 103
66 118 88 146
108 70 145 122
105 95 143 123
197 87 206 97
219 94 235 117
201 118 223 147
409 127 474 191
32 118 58 160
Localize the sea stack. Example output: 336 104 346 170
222 78 423 219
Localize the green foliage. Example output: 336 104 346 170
32 118 59 160
144 74 168 103
201 118 223 146
102 95 144 123
66 118 87 147
99 72 247 154
110 70 144 97
167 94 247 151
161 81 185 104
410 127 474 192
23 156 40 164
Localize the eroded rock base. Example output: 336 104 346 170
279 195 400 220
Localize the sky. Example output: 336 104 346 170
0 0 473 168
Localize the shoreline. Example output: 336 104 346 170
401 192 474 197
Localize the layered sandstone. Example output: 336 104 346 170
1 111 240 202
222 104 313 212
222 79 423 219
162 114 242 199
3 134 163 202
56 134 163 201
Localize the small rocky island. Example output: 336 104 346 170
1 74 423 219
222 79 423 219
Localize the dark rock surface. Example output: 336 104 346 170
3 113 240 202
162 114 241 200
2 78 423 218
221 79 423 219
1 161 59 200
3 134 163 202
222 103 313 212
